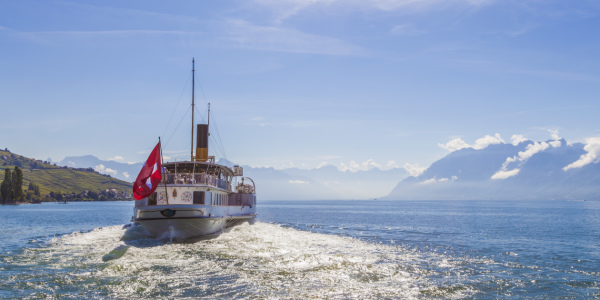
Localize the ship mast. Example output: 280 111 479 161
191 58 195 161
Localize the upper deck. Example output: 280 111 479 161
161 161 235 191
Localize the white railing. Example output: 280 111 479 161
161 173 230 190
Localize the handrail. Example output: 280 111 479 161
161 173 230 190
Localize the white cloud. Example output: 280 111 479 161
94 164 117 176
473 133 505 149
439 133 504 152
16 19 365 57
549 140 562 148
492 141 550 179
316 162 329 169
563 137 600 171
438 138 470 152
403 163 427 177
224 19 366 56
491 168 520 180
276 162 296 169
420 176 453 184
370 0 492 11
511 134 529 146
107 155 124 161
547 130 562 148
289 180 309 184
421 177 437 184
520 141 550 161
123 172 130 179
339 159 381 172
386 160 400 168
253 0 493 20
549 129 561 140
390 24 425 35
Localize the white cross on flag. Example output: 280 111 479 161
133 142 162 200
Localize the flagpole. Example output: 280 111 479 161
159 137 169 205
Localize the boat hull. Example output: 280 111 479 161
132 204 256 239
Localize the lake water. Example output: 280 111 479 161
0 200 598 299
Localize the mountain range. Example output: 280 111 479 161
1 150 131 198
57 156 407 200
57 137 600 201
384 139 600 200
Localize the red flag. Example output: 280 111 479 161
133 142 162 200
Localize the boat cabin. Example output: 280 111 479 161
160 161 233 191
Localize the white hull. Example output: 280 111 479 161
133 204 257 239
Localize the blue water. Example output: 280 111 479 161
1 200 598 298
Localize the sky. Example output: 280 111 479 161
1 0 600 174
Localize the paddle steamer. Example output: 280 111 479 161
132 60 257 239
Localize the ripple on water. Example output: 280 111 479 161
0 222 485 299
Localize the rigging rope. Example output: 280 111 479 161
162 71 192 140
194 105 230 166
164 106 191 150
195 74 210 110
158 62 232 165
209 110 230 165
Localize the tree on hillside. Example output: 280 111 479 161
1 168 13 203
28 182 40 196
88 190 99 200
12 166 23 202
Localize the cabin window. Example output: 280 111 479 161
193 191 205 204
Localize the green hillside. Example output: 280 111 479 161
0 149 132 202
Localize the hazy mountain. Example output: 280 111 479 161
280 165 406 199
0 150 131 198
239 166 341 200
58 156 142 183
385 139 600 200
58 156 407 200
221 159 406 200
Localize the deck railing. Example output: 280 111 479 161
161 173 230 190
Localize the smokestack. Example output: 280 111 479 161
195 124 208 162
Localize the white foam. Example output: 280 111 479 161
3 222 479 299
